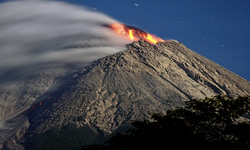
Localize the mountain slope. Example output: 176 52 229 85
2 40 249 149
28 40 250 138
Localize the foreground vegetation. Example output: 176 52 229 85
81 95 250 150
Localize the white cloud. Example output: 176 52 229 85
0 0 130 87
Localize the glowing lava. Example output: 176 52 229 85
128 29 134 40
108 23 164 44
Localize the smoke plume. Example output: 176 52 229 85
0 0 130 87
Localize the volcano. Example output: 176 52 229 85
19 40 250 149
1 40 250 149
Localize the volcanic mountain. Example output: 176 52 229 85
2 40 250 149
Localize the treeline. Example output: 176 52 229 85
81 95 250 150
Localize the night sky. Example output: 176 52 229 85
1 0 250 81
64 0 250 81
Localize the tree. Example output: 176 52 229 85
81 95 250 150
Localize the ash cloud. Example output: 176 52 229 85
0 0 130 87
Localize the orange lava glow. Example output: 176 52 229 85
110 23 164 44
128 29 134 40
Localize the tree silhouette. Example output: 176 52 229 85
81 95 250 150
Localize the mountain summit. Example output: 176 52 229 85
2 40 250 149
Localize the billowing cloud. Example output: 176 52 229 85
0 0 130 87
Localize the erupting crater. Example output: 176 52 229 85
104 23 164 44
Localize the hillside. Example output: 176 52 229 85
2 40 250 149
28 40 250 136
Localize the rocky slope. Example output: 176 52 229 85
2 40 250 149
28 40 250 136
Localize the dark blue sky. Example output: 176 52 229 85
63 0 250 81
65 0 250 81
1 0 249 81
